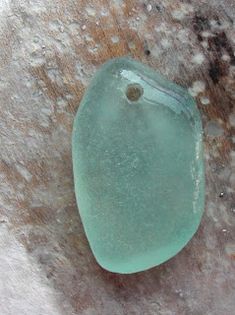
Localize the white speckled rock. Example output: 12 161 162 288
0 0 234 314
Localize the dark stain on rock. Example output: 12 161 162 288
192 13 210 45
207 31 235 83
197 34 203 42
193 14 210 33
208 60 225 84
155 4 162 12
208 31 235 65
192 13 235 79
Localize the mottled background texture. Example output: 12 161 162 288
0 0 234 314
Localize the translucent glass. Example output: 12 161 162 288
72 57 205 274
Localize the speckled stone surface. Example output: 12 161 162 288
0 0 234 314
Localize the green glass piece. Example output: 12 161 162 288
72 57 205 274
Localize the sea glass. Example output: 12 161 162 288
72 57 204 274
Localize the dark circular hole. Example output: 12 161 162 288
126 83 143 102
144 49 151 56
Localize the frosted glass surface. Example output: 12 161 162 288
72 57 205 274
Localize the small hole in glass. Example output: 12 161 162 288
126 83 143 102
